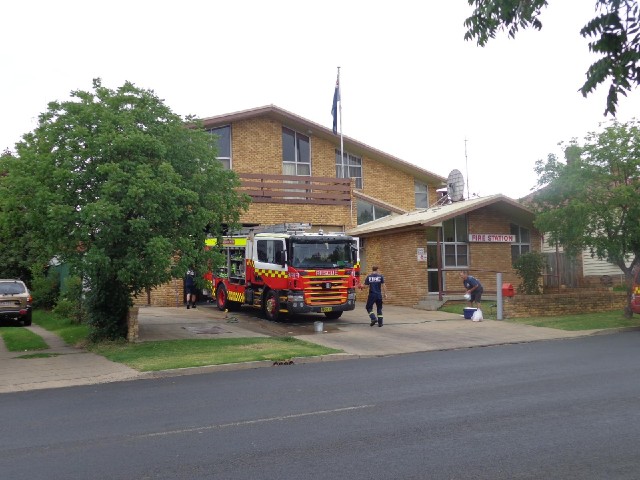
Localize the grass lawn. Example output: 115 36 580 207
439 301 640 331
506 311 640 331
33 310 89 346
0 326 49 352
90 337 342 372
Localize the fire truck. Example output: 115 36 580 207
632 267 640 315
206 224 360 321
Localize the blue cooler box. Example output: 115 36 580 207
463 307 477 320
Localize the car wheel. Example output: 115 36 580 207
23 311 32 326
263 290 281 321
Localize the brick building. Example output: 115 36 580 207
349 194 538 309
138 105 537 308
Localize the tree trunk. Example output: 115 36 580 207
86 272 131 341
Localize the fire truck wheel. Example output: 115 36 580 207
324 311 343 320
216 284 230 311
263 289 280 321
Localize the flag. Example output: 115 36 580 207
331 74 340 135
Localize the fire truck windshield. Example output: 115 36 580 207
290 239 356 269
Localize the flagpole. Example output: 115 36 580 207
338 66 344 164
336 67 351 223
332 66 351 226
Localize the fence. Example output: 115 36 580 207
238 173 351 206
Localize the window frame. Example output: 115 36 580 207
256 239 285 265
510 223 531 264
442 215 469 267
356 199 392 225
282 127 311 177
415 181 429 208
207 125 231 170
335 149 363 189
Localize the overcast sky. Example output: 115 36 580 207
2 1 638 199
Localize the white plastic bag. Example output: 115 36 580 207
471 308 483 322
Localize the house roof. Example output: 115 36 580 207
347 194 535 236
199 105 447 186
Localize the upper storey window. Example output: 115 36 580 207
208 125 231 169
335 149 362 188
282 127 310 176
415 182 429 208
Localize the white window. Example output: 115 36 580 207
335 149 362 188
443 215 468 267
510 223 531 264
357 200 391 225
208 125 231 169
415 181 429 208
282 127 310 176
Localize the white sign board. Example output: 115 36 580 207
468 234 516 243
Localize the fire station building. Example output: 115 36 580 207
145 105 538 307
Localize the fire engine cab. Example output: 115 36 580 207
206 224 360 321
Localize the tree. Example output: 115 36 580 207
530 119 640 316
0 79 249 339
464 0 640 116
0 149 34 281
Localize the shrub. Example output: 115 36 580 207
55 275 86 324
30 268 60 309
513 252 546 295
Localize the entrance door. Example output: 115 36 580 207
427 242 441 293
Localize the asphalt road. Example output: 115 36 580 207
2 332 640 479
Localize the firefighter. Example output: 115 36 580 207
185 267 197 309
460 271 483 309
360 266 387 327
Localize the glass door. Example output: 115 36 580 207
426 227 442 294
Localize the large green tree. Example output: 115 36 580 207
0 149 33 281
464 0 640 116
531 119 640 316
0 79 249 339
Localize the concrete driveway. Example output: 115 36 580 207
136 303 595 356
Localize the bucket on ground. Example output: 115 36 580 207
314 321 324 332
463 307 477 320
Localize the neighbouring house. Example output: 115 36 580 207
538 234 627 290
521 187 628 291
138 105 538 307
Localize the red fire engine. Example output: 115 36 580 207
205 225 360 321
632 267 640 314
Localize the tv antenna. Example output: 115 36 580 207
447 169 465 202
433 169 465 206
464 138 470 199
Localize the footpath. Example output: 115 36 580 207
0 304 604 394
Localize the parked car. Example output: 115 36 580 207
0 279 32 326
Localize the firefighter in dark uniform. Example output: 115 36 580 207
361 266 387 327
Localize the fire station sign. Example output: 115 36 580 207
468 234 515 242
